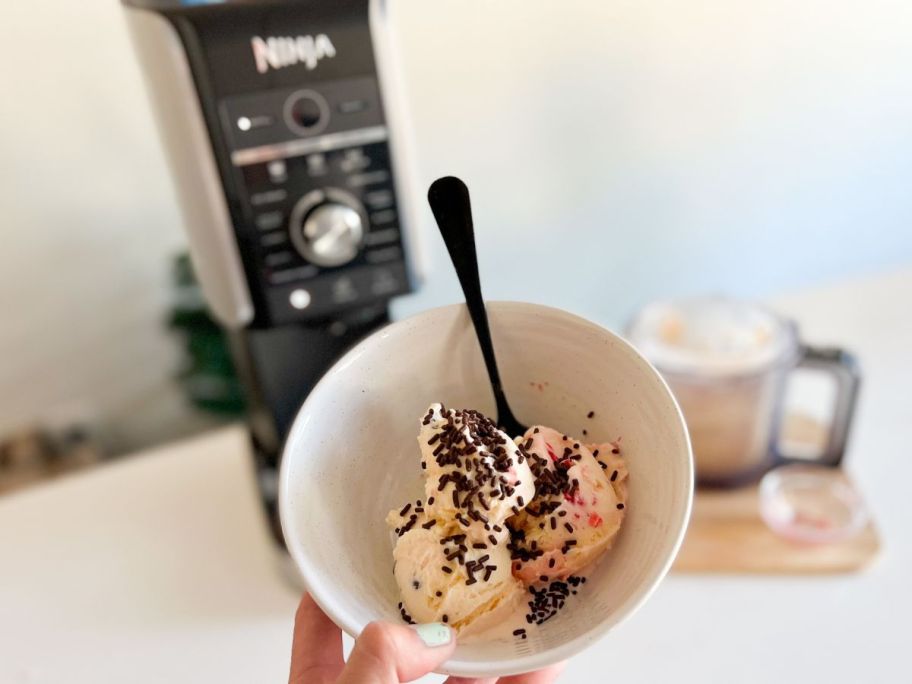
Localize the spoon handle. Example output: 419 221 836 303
428 176 510 419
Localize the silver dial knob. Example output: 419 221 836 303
289 189 366 267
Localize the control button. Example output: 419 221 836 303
306 154 328 177
371 268 400 296
289 189 368 268
260 231 288 247
265 251 294 267
237 115 272 131
365 228 400 246
348 170 390 188
250 189 287 206
289 289 312 310
338 99 369 114
270 264 319 285
284 90 330 136
364 189 394 209
267 160 287 184
340 148 371 173
370 209 397 225
255 211 284 231
331 276 358 303
365 246 402 264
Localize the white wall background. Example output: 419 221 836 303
390 0 912 324
0 0 910 449
0 1 187 445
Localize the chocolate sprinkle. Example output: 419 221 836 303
610 470 618 482
587 411 595 418
617 503 625 510
525 575 585 625
398 603 416 625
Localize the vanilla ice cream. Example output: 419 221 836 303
419 404 535 542
387 404 535 632
388 406 628 634
507 426 628 584
391 523 524 633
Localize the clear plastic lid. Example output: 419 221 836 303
626 296 796 376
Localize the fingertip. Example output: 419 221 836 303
411 622 455 648
295 593 332 628
499 661 567 684
342 620 457 683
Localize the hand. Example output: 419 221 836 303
289 593 565 684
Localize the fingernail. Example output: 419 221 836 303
411 622 453 647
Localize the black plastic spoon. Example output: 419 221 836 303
427 176 527 436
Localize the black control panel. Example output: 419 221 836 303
223 78 410 325
162 0 412 327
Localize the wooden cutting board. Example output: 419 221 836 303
673 481 881 574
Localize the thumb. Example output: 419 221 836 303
338 621 456 684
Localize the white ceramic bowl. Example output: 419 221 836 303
279 302 693 677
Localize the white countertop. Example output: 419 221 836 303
1 269 910 684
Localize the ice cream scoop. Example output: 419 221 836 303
419 404 535 542
507 426 628 584
391 523 524 633
388 404 536 633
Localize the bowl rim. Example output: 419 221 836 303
279 301 694 677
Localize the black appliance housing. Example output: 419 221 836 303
123 0 421 543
